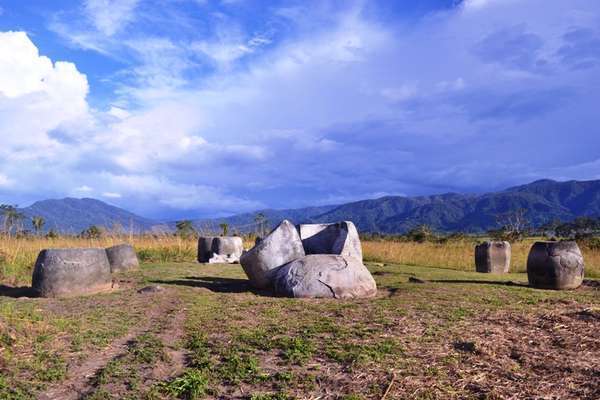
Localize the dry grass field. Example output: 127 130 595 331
1 236 599 285
0 236 598 399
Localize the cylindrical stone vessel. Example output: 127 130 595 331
211 237 244 259
106 244 139 273
197 236 216 263
32 248 113 298
475 241 511 273
527 241 584 290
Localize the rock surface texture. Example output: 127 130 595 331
197 236 217 263
105 244 139 273
297 221 363 260
475 241 511 273
527 241 584 290
32 248 112 298
274 254 377 299
240 220 305 288
209 237 244 264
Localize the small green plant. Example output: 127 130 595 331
250 393 292 400
277 337 314 365
129 333 167 364
218 350 261 384
158 369 209 399
187 332 212 369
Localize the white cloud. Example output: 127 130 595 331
84 0 140 36
102 192 122 198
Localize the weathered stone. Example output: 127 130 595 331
106 244 139 273
138 285 165 294
475 241 511 273
32 248 112 298
274 254 377 299
297 221 363 260
197 236 217 263
527 241 584 290
209 237 244 264
240 220 305 289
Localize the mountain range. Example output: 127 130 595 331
7 179 600 234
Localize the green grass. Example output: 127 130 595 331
0 261 598 399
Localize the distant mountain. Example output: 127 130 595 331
19 198 160 234
199 179 600 234
6 179 600 234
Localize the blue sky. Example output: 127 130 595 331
0 0 599 220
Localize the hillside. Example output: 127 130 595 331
201 179 600 234
5 179 600 234
20 198 160 234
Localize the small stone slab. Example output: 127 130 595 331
106 244 139 273
297 221 363 261
475 241 511 273
273 254 377 299
240 220 305 289
138 285 165 294
527 241 584 290
32 248 112 298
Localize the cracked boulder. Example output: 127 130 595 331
209 237 244 264
106 244 139 273
527 241 584 290
274 254 377 299
297 221 363 261
475 241 511 273
32 248 113 298
240 220 305 289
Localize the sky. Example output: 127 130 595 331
0 0 599 220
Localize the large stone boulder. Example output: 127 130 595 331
527 241 584 290
197 236 217 263
475 241 511 273
297 221 363 261
240 220 305 288
32 248 113 298
209 237 244 264
274 254 377 299
106 244 139 273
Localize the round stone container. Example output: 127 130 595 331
527 241 584 290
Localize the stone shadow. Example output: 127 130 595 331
0 285 38 298
150 276 272 296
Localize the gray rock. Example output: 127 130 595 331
32 248 113 298
240 220 305 289
475 241 511 273
297 221 363 261
106 244 139 273
138 285 165 294
197 236 217 263
527 241 584 290
274 254 377 299
209 236 244 264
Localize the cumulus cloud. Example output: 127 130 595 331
3 0 600 219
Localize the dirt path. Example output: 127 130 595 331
39 289 186 400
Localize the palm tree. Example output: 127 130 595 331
0 204 25 236
32 216 45 236
219 223 229 236
254 213 268 238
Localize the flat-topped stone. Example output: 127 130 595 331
475 241 511 273
527 241 584 290
240 220 305 289
297 221 363 260
32 248 112 298
274 254 377 299
106 244 139 273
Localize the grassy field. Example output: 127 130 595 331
0 259 598 399
1 236 599 285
